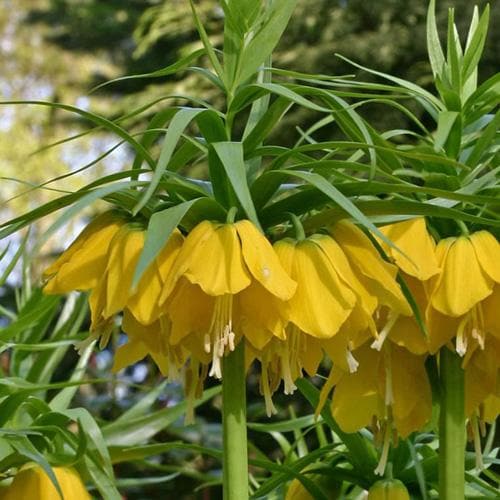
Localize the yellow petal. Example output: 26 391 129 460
470 230 500 283
0 465 91 500
331 221 411 315
104 226 145 317
379 218 440 280
431 236 494 317
465 346 498 416
44 214 123 293
236 219 297 300
237 281 286 344
425 306 461 354
313 234 377 317
127 264 163 325
391 346 431 436
112 339 149 373
331 345 384 432
483 285 500 338
276 239 356 338
389 276 429 355
179 222 251 296
168 278 214 344
483 395 500 423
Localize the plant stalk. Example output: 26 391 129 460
439 347 465 500
222 340 248 500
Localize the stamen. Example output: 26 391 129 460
260 362 277 416
371 313 398 351
206 295 235 379
346 350 359 373
374 423 391 476
456 316 468 356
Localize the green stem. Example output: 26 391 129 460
222 340 248 500
439 347 465 500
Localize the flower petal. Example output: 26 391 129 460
331 221 411 315
104 226 144 317
470 230 500 283
236 220 296 300
431 236 493 317
275 239 356 338
44 214 123 293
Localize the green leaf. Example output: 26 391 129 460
132 108 207 215
273 170 398 249
465 110 500 167
211 142 261 228
102 386 221 447
131 199 206 289
426 0 445 77
434 111 459 153
462 6 490 84
89 48 206 93
237 0 298 84
188 0 225 82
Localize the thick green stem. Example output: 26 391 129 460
222 340 248 500
439 347 465 500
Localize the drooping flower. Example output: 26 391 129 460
113 309 187 379
427 231 500 356
329 221 412 318
377 217 441 281
319 341 432 475
43 212 124 294
157 219 297 379
0 463 90 500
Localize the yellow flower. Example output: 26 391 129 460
158 219 297 379
319 341 431 475
377 218 440 281
43 212 124 294
113 309 187 379
285 478 313 500
0 463 90 500
367 479 410 500
329 221 412 317
430 231 499 317
273 235 359 339
428 231 500 356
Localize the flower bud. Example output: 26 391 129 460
368 479 410 500
0 463 91 500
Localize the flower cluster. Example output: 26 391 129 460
43 212 500 467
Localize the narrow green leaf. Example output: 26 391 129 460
426 0 445 77
434 111 459 152
189 0 225 82
274 170 398 248
211 142 261 228
237 0 298 84
462 6 489 84
103 386 221 447
132 108 206 215
89 49 206 93
131 199 205 289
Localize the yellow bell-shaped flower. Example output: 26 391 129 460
428 231 500 356
43 212 124 294
0 464 91 500
158 219 297 379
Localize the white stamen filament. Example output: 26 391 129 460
374 423 391 476
346 350 359 373
371 313 398 351
207 295 235 379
